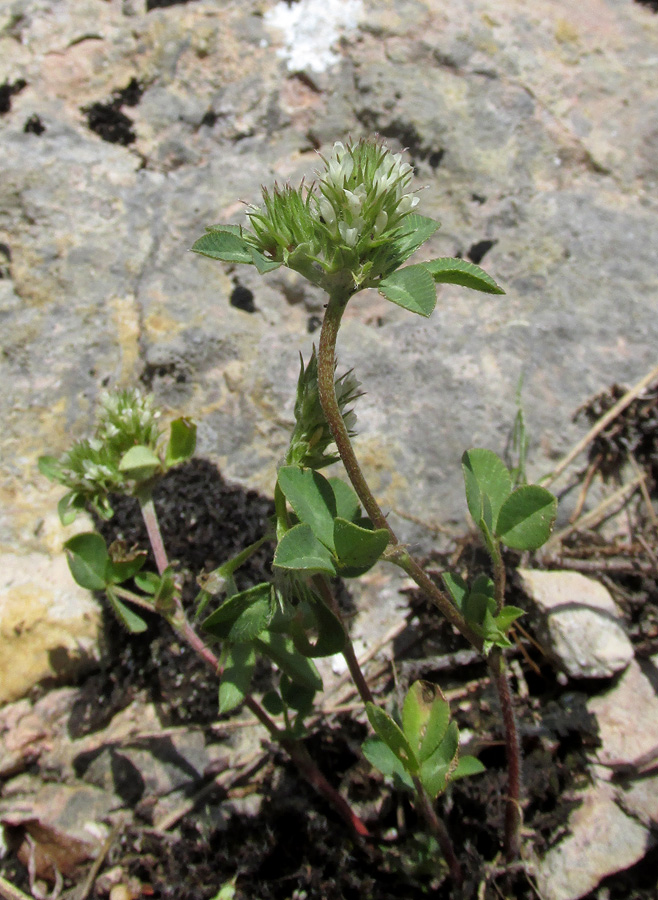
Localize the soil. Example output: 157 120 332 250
2 393 658 900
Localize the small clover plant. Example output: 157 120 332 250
43 138 557 885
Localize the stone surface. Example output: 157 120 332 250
533 780 650 900
0 0 657 568
588 657 658 769
0 780 120 880
0 687 78 777
0 553 103 703
517 568 634 678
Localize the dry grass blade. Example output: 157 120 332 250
542 362 658 488
543 473 644 552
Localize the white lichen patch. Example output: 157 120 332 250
264 0 363 73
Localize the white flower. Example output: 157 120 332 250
373 209 388 236
397 194 419 214
318 195 337 226
324 142 354 188
338 221 359 247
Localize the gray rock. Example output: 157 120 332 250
533 780 649 900
588 657 658 770
517 569 633 678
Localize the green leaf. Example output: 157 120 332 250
328 478 361 523
366 703 419 775
38 455 62 481
403 682 451 764
463 591 490 627
152 566 176 614
451 754 485 781
289 594 346 658
362 738 414 793
280 674 316 717
419 720 460 799
134 571 161 594
118 445 161 480
495 605 525 632
64 532 109 590
390 214 441 264
442 571 469 611
379 264 437 317
105 586 148 633
165 418 196 468
461 449 512 533
277 466 337 550
106 550 148 584
255 632 323 692
218 645 256 714
202 583 275 642
333 518 389 577
273 523 336 576
58 491 85 526
495 485 557 550
262 690 284 716
249 246 281 274
421 257 505 294
191 228 254 264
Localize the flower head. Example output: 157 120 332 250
40 387 163 520
240 138 422 294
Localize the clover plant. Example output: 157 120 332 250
42 138 557 887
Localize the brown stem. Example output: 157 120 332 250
412 776 463 887
318 293 394 537
314 575 374 705
491 543 506 616
489 649 522 860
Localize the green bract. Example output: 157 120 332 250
287 349 361 470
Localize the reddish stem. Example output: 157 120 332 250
489 649 522 859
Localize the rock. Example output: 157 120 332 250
0 687 78 777
588 657 658 770
533 780 649 900
0 553 103 703
0 0 657 562
617 775 658 830
0 781 120 882
517 569 633 678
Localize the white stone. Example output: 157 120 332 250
517 569 633 678
588 658 658 769
0 552 103 704
534 781 649 900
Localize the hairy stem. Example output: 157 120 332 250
412 776 463 887
317 292 481 649
137 489 370 840
491 541 507 615
489 649 522 860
